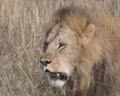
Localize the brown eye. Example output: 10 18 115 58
44 42 49 47
58 43 66 50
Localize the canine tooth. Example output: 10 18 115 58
57 73 60 77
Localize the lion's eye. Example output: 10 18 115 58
44 42 49 51
44 42 49 47
58 43 66 50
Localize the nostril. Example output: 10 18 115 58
40 59 52 66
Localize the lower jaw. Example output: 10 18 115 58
47 71 68 81
50 79 66 88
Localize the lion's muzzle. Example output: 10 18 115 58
41 65 67 80
40 57 68 80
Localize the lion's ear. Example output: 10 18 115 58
82 23 96 44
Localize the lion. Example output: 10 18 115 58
40 7 120 96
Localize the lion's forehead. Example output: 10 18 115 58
46 24 60 42
46 24 76 43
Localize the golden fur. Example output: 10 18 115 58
41 7 120 96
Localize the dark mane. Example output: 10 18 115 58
56 7 120 96
56 7 91 33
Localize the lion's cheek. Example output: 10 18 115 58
58 65 73 77
58 57 74 73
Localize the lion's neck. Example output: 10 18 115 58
63 58 118 96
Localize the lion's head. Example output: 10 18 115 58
40 8 120 96
41 23 79 87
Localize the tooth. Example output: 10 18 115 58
57 73 60 77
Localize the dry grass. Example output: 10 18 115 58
0 0 120 96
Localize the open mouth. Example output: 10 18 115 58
45 70 67 80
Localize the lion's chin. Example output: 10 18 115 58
50 79 66 88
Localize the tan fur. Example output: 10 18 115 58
41 7 120 96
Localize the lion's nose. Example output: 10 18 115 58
40 59 52 66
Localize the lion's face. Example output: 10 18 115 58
40 24 80 87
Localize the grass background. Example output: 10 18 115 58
0 0 120 96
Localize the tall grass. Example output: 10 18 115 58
0 0 120 96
